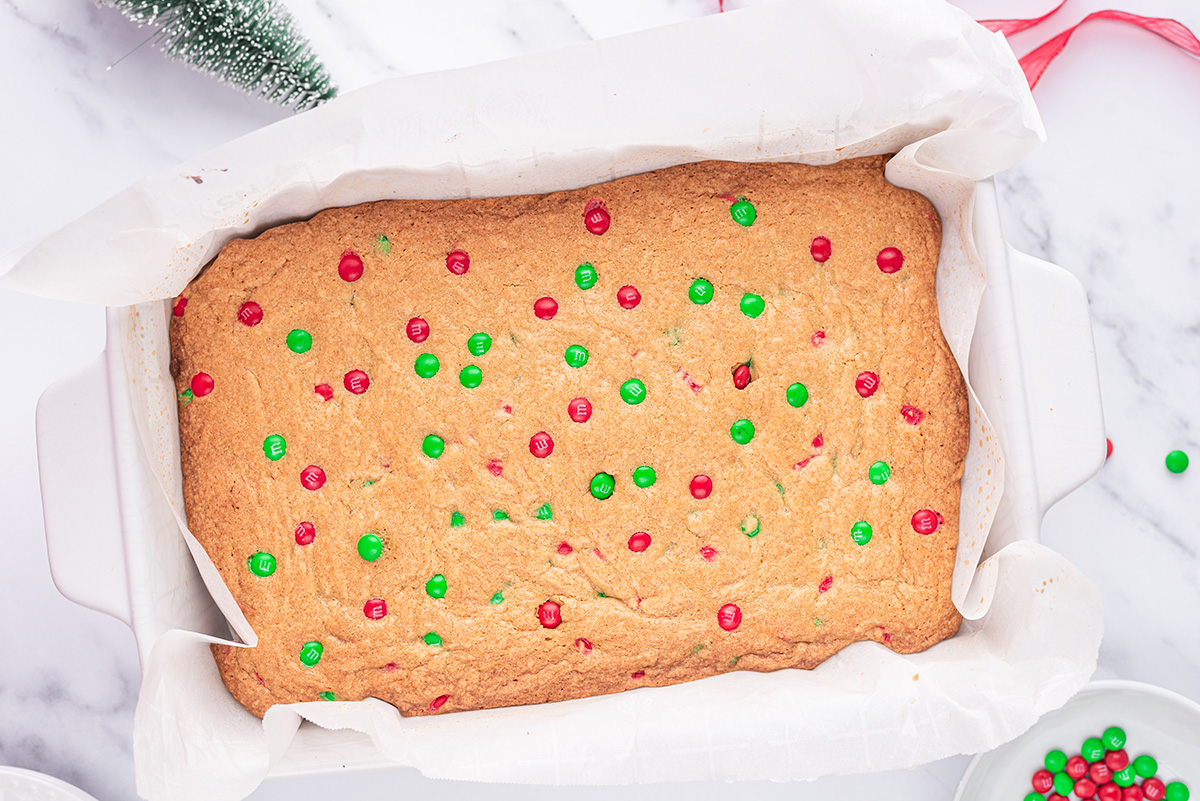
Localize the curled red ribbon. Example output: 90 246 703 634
979 1 1200 89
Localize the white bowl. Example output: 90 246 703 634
956 680 1200 801
0 767 100 801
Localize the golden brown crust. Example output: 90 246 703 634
173 157 967 719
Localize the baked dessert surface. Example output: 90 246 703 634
171 157 968 718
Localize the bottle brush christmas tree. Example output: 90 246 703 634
101 0 337 111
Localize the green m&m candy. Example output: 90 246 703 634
730 199 756 227
730 419 755 444
535 503 553 520
740 293 765 318
1113 766 1136 788
426 573 448 598
423 631 443 647
415 353 440 378
460 365 483 388
1044 749 1067 773
287 329 312 353
299 640 323 666
689 278 714 305
632 465 657 488
850 521 873 546
422 434 445 459
450 511 465 528
564 344 590 368
1133 755 1157 778
247 551 276 577
1081 737 1105 761
575 263 599 290
869 461 891 485
493 509 509 521
1024 793 1045 801
490 591 505 605
318 691 337 702
1166 449 1189 473
621 378 646 405
357 533 383 561
590 472 615 499
467 332 492 356
262 434 287 461
740 514 761 538
786 382 809 408
1103 726 1127 750
1053 772 1075 796
1166 782 1191 801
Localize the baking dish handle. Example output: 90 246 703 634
35 351 132 627
1006 246 1106 513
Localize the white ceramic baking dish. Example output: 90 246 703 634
34 176 1105 776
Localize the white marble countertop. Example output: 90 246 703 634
1 0 1198 798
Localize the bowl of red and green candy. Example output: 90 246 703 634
955 681 1199 801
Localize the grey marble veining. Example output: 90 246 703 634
2 0 1198 798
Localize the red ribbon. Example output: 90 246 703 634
979 2 1200 89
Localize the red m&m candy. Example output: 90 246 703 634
339 251 364 282
811 330 826 347
717 603 742 631
406 317 430 343
628 532 651 552
575 638 593 654
855 371 879 398
1067 756 1089 780
538 600 562 629
584 200 610 235
344 369 370 394
238 301 263 326
700 546 717 561
811 236 832 263
877 247 904 273
446 250 470 275
314 383 334 401
690 474 713 499
1091 762 1114 785
294 521 316 545
568 397 592 423
911 509 941 535
901 404 925 425
1106 750 1130 772
1033 770 1055 793
363 599 387 619
429 694 450 712
818 575 834 593
1076 779 1098 799
190 372 214 397
1143 779 1166 800
617 285 641 309
529 432 554 459
1125 786 1145 801
1102 784 1126 801
534 296 558 320
557 541 573 556
173 297 188 316
300 465 326 491
732 364 751 389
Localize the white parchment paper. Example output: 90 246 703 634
1 2 1103 799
